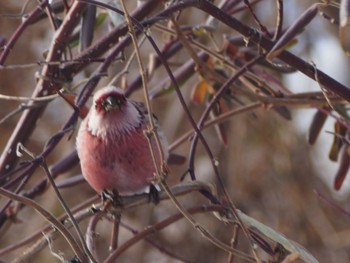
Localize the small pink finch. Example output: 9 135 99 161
76 86 168 197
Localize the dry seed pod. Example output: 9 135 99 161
329 121 347 161
334 145 350 190
79 4 96 52
340 0 350 54
272 105 292 120
308 108 328 145
267 4 319 61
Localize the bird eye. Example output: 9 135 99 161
101 95 121 111
106 96 120 106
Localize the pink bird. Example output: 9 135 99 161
76 86 168 198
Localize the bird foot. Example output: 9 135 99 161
102 189 123 208
148 184 160 205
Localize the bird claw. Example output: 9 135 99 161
102 189 123 208
148 184 160 205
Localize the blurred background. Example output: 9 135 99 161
1 1 350 262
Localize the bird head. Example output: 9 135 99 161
86 86 142 139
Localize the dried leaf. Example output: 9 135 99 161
224 39 240 59
237 210 319 263
149 53 210 99
191 79 214 105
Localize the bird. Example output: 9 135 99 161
76 86 168 200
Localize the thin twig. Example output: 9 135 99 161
0 187 87 262
243 0 272 38
118 4 254 258
16 144 97 263
187 55 264 261
104 205 255 263
40 158 97 263
169 102 261 151
273 0 284 40
120 222 195 263
107 34 147 87
0 182 213 258
119 0 166 178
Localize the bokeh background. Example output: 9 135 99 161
1 1 350 262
